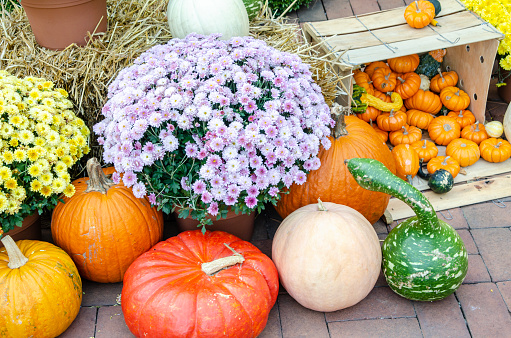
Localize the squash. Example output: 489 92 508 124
461 121 488 145
353 70 374 95
410 139 438 162
242 0 263 19
427 155 460 178
479 138 511 163
395 72 421 100
446 109 476 129
345 158 468 301
362 91 403 112
167 0 249 40
446 138 480 167
416 53 442 79
371 67 397 92
370 120 389 143
275 105 396 224
440 86 470 111
377 109 408 132
404 1 436 29
391 143 420 182
426 0 441 16
430 70 459 93
428 49 447 62
351 84 369 114
419 74 430 91
505 102 511 141
418 161 454 194
485 121 504 138
51 158 164 283
405 89 442 115
428 116 461 146
0 236 82 338
272 200 381 312
389 125 422 146
364 61 389 78
406 109 435 129
387 54 420 73
122 230 279 337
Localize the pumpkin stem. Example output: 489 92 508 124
402 125 408 135
201 243 245 276
495 141 502 148
415 0 420 12
438 68 445 82
443 123 452 132
317 198 328 211
474 121 480 132
458 110 463 117
0 235 28 269
331 103 350 139
389 109 395 117
442 156 450 166
85 157 115 194
422 139 427 148
397 76 405 84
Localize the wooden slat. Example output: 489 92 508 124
386 174 511 221
304 0 465 37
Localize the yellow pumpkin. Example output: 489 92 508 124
484 121 504 138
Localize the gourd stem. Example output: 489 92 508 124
458 110 463 117
85 157 115 194
201 243 245 276
331 103 350 139
442 156 450 165
402 126 408 135
415 0 420 12
474 121 480 132
438 68 444 81
1 235 28 269
496 142 502 148
345 158 440 230
317 198 328 211
422 139 427 148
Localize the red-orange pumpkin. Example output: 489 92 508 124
121 230 279 338
275 109 396 224
388 54 420 73
405 89 442 115
51 158 164 283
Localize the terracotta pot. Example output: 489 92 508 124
3 213 42 241
20 0 107 50
498 75 511 104
174 209 256 241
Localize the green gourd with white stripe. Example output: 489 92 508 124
345 158 467 301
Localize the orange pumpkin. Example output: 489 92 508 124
440 86 470 111
364 61 389 78
391 143 420 181
52 158 164 283
370 120 389 143
446 138 481 167
461 121 488 145
410 139 438 162
446 109 476 129
404 1 435 29
479 138 511 163
275 109 396 225
377 109 408 131
353 70 374 95
427 155 461 178
406 109 435 129
429 49 447 62
387 54 420 73
395 72 421 100
430 71 459 93
372 67 397 92
428 116 461 146
389 125 422 146
356 106 381 123
405 89 442 115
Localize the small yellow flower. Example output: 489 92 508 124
52 178 66 193
9 138 19 147
0 167 11 180
39 172 53 185
42 98 55 107
0 123 14 137
0 193 7 213
42 81 54 89
62 155 73 167
27 148 40 161
28 163 42 177
6 199 20 215
63 184 76 198
39 185 52 197
13 149 27 162
8 115 23 127
30 179 42 192
4 178 18 190
83 145 90 155
36 159 50 172
58 172 70 182
53 161 67 173
69 145 78 155
11 187 26 200
57 88 68 97
2 151 14 164
75 135 86 147
55 146 67 157
16 102 27 111
34 137 46 147
29 90 41 100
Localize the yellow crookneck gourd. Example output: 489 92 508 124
361 91 403 112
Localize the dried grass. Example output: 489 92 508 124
0 0 343 168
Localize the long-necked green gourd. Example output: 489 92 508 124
345 158 468 301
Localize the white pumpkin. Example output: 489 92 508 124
419 74 430 91
504 103 511 141
485 121 504 138
167 0 250 40
272 201 382 312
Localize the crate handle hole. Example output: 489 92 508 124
459 79 464 87
473 93 478 100
466 45 470 52
480 56 484 63
446 65 451 71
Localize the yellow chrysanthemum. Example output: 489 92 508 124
42 81 54 89
29 90 41 99
36 159 50 172
0 167 11 180
52 114 63 126
4 178 18 190
8 115 22 127
46 130 60 146
16 102 27 111
53 161 67 173
69 145 78 155
11 187 26 200
28 163 43 177
38 110 53 124
27 148 40 161
57 88 68 97
34 137 46 147
39 172 53 185
0 123 14 137
74 135 86 147
52 178 66 193
61 155 73 167
6 199 20 215
9 138 18 147
2 151 14 164
42 98 55 107
0 193 7 213
58 172 70 182
55 146 67 157
30 179 42 192
63 184 76 198
40 185 52 197
13 149 27 162
83 145 90 155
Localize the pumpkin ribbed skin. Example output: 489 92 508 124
479 138 511 163
364 61 389 78
406 109 434 129
461 122 488 145
428 116 461 146
0 239 82 338
122 230 279 338
372 67 397 92
427 155 460 178
405 89 442 114
404 0 435 28
446 138 480 167
388 54 420 73
389 125 422 146
276 115 396 224
52 159 164 283
272 202 381 312
395 72 421 100
430 71 458 93
392 143 420 181
410 139 438 162
440 86 470 111
447 110 475 129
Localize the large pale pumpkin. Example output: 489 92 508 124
51 158 164 283
276 106 396 224
272 201 382 312
122 230 279 338
167 0 249 40
0 236 82 338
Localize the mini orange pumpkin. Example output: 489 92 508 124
428 116 461 146
410 139 438 162
430 70 459 93
406 109 435 129
377 109 408 131
370 120 389 143
446 138 480 167
429 49 447 62
427 155 461 178
364 61 389 78
395 72 421 100
440 86 470 111
389 125 422 146
405 89 442 115
404 1 436 29
387 54 420 73
392 143 420 182
446 110 476 129
461 121 488 145
372 67 397 92
354 70 374 95
356 106 381 123
479 138 511 163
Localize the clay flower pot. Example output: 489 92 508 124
3 213 41 241
20 0 107 50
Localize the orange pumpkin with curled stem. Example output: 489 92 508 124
440 86 470 111
446 138 480 167
406 109 434 129
427 155 460 178
404 1 436 29
447 109 476 129
395 72 421 100
391 143 420 182
430 69 459 93
479 138 511 163
428 116 461 146
364 61 389 78
389 125 422 146
387 54 420 73
410 139 438 162
372 67 397 92
461 121 488 145
377 109 407 132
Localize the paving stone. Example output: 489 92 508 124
297 0 327 22
81 280 123 307
95 306 134 338
496 281 511 313
375 269 389 287
437 208 469 230
414 294 470 338
258 302 283 338
326 286 415 322
378 0 406 10
351 0 380 15
456 229 478 254
323 0 354 19
461 202 511 228
373 219 389 234
58 307 96 338
471 228 511 281
328 318 422 337
278 294 330 338
463 254 491 284
456 282 511 337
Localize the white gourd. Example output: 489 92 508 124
167 0 250 40
484 121 504 138
504 103 511 141
419 74 430 91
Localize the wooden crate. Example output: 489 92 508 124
302 0 504 123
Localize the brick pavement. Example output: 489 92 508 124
50 0 511 336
